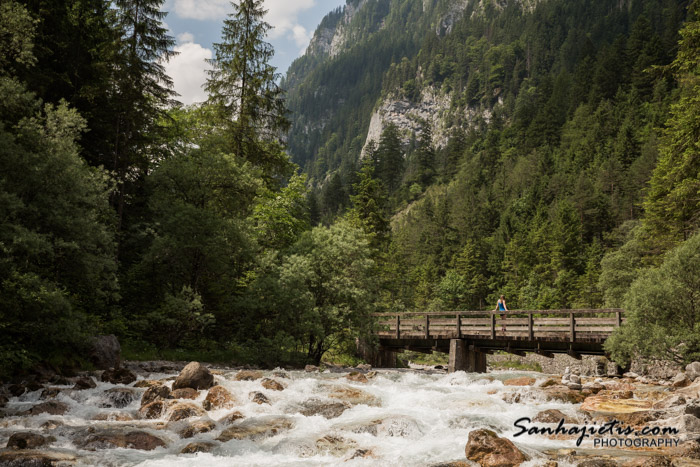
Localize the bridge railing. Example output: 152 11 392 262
372 309 624 342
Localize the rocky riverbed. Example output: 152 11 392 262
1 361 700 466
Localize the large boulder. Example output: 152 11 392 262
346 372 368 383
6 432 49 449
90 335 121 370
465 429 527 466
171 388 199 400
172 362 214 390
686 362 700 382
101 368 136 385
203 386 236 411
672 372 691 388
327 385 380 407
261 378 284 391
532 409 570 424
541 385 587 404
178 419 217 438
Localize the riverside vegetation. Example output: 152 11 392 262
1 0 700 381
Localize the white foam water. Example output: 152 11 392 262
0 369 583 466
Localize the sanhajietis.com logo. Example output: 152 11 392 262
513 417 681 448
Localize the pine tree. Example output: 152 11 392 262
348 159 389 247
415 122 435 187
206 0 291 181
377 123 403 193
111 0 177 235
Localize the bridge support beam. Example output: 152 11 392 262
448 339 487 373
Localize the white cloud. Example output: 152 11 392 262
171 0 230 21
177 32 195 43
167 0 318 52
166 42 213 105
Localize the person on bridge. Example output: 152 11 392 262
495 295 508 333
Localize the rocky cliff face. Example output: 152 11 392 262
305 0 370 59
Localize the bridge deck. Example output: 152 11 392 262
374 309 624 357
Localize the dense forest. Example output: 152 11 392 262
1 0 699 378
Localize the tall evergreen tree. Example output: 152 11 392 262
206 0 291 181
377 123 403 193
111 0 177 235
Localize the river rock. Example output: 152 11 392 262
0 450 76 465
234 370 263 381
90 335 121 370
541 386 587 404
327 385 380 406
40 387 61 399
141 384 171 407
101 367 136 385
24 401 69 416
251 392 270 405
533 409 570 424
103 388 137 408
653 394 686 409
465 429 527 466
0 395 8 408
346 372 368 383
538 379 558 388
580 395 652 414
305 365 319 372
297 399 350 419
77 429 167 450
218 411 244 426
73 376 97 390
315 435 358 457
686 362 700 382
167 402 206 422
672 372 691 388
261 378 284 391
139 400 174 419
173 362 214 390
577 459 618 467
6 432 49 449
503 377 536 386
171 388 199 400
92 411 134 421
216 416 294 442
181 441 217 454
133 379 163 388
178 419 217 438
203 386 236 410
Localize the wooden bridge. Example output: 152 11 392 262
372 309 625 373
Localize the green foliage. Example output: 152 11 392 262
605 232 700 365
489 359 543 372
0 6 117 373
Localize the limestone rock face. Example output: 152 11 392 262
172 362 214 390
465 429 527 467
203 386 236 411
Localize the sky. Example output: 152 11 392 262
162 0 346 105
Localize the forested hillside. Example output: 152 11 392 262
286 0 700 363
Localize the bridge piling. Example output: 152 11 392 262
448 339 486 373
